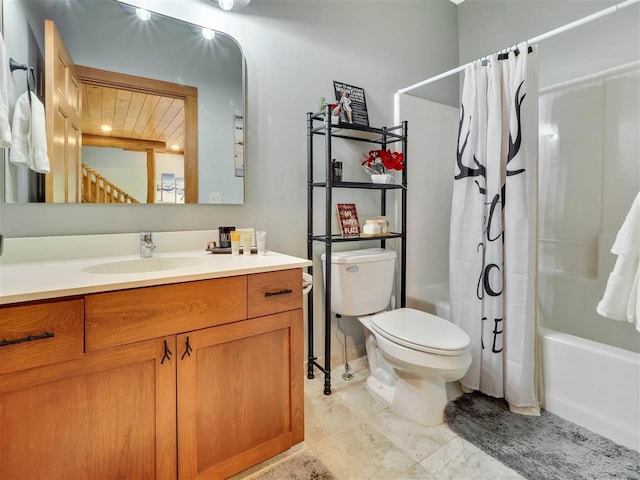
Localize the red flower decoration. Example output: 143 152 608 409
361 149 404 174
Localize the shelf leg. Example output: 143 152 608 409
323 373 332 395
307 111 316 380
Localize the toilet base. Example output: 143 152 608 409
365 371 448 427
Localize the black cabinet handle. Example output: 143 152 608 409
264 289 293 297
0 332 54 348
181 336 192 360
161 340 173 365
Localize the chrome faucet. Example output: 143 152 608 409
139 232 156 258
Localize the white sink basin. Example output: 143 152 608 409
82 256 204 274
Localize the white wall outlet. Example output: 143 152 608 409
209 192 222 204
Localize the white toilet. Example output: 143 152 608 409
322 248 471 426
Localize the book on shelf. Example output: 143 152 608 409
336 203 360 237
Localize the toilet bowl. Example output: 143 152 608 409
358 308 471 426
321 248 471 426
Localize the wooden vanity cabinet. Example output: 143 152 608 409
0 336 177 479
177 310 304 479
0 268 304 480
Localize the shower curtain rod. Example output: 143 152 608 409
397 0 639 95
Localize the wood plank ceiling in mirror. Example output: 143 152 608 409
81 85 185 154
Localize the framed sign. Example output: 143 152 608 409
337 203 360 237
333 81 369 127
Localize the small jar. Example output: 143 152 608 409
376 216 389 234
362 219 381 236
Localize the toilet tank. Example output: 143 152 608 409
321 248 397 316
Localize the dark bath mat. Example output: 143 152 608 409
445 392 640 480
252 453 336 480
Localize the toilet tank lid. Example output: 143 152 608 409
321 248 397 264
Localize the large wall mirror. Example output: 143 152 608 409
2 0 245 204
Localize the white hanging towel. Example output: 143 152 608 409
10 90 50 173
597 192 640 331
0 33 12 147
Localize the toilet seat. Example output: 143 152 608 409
370 308 470 356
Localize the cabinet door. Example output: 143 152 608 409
0 336 177 479
177 310 304 479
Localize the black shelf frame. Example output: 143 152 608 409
311 233 404 243
311 181 404 190
306 104 408 395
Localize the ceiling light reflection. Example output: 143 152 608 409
201 28 215 40
135 8 151 21
218 0 234 11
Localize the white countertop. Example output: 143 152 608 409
0 231 311 305
0 250 311 305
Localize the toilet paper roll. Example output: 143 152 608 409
303 273 313 295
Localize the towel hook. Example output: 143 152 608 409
9 58 36 106
9 57 28 73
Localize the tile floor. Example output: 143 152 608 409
233 357 526 480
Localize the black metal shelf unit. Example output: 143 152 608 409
306 105 408 395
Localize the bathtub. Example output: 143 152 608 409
541 328 639 451
411 284 640 452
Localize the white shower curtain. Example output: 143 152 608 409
449 44 539 411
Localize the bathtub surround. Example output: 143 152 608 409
538 63 640 353
445 393 640 480
394 95 458 312
450 46 539 411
